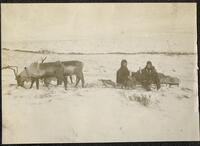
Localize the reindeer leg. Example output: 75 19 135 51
70 76 73 84
75 76 80 87
63 76 68 90
36 78 39 89
57 79 59 86
44 78 49 88
60 80 62 85
30 79 35 89
80 72 85 88
58 79 62 85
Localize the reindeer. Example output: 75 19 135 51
39 57 74 86
18 60 84 90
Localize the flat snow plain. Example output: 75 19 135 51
2 50 199 143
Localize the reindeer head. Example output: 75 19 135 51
2 57 47 88
2 65 23 87
18 61 44 83
16 57 47 86
2 65 33 88
17 66 32 86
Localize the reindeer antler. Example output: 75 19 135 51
2 65 19 78
41 56 47 63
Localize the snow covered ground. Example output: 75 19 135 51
2 50 199 143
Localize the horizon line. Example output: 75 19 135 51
2 48 196 55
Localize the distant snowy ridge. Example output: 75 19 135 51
2 48 196 56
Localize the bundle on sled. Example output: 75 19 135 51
158 73 180 87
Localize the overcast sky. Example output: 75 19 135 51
1 3 197 53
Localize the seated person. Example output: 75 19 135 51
116 59 130 87
141 61 161 91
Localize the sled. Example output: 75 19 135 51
99 72 180 89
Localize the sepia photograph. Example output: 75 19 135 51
1 3 199 143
